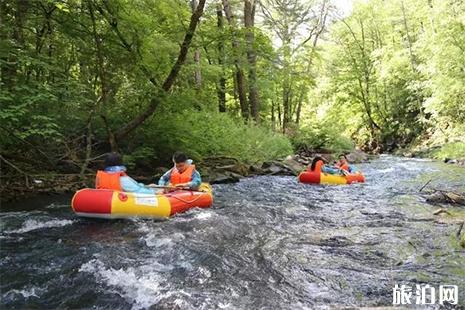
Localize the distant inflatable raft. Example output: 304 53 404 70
298 171 365 185
71 183 213 219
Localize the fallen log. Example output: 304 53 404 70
426 190 465 206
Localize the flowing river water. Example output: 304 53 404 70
1 155 464 309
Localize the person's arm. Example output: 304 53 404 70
120 176 156 194
187 170 202 190
158 169 172 186
348 165 357 173
322 165 339 174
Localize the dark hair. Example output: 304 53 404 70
310 156 325 171
104 152 123 168
172 151 188 163
339 154 348 160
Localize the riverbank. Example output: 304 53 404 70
398 141 465 166
0 150 372 203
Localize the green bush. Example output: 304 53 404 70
140 111 293 164
429 142 465 160
291 123 354 154
123 146 158 171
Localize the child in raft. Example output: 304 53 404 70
335 154 359 173
158 151 202 191
95 152 157 194
308 156 348 175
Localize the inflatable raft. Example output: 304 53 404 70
71 183 213 219
298 171 365 185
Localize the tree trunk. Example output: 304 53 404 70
88 0 109 107
216 4 226 112
222 0 249 121
88 0 115 150
295 87 305 125
271 99 276 131
282 82 292 133
191 0 202 89
0 2 11 88
400 0 416 70
115 0 206 140
1 0 28 90
244 0 260 123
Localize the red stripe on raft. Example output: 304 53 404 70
165 191 213 216
298 171 321 184
345 174 365 184
72 189 113 214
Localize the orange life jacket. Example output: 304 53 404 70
170 164 195 185
95 170 126 191
336 160 349 171
340 163 350 171
308 160 324 173
336 159 349 171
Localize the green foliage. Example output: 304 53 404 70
2 0 464 178
303 0 464 152
291 123 354 154
141 111 293 164
428 143 465 161
123 146 157 171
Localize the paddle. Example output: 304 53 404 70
147 183 209 193
147 184 190 191
339 168 350 176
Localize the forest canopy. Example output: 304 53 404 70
1 0 464 175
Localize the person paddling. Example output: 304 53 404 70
335 154 359 174
95 152 157 194
158 151 202 191
335 154 350 170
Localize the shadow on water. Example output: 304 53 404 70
1 156 464 309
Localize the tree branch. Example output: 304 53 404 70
114 0 207 140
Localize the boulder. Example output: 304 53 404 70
248 164 265 175
346 150 369 163
281 156 305 175
262 161 296 176
294 154 311 165
426 191 465 206
201 155 240 167
206 170 242 184
201 156 249 176
215 163 249 176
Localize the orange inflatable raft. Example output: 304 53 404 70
71 183 213 219
298 171 365 185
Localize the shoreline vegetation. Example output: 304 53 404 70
1 146 463 203
1 0 465 202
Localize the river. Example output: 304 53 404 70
1 155 464 309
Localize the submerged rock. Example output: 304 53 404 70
444 158 465 166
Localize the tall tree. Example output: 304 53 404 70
191 0 202 89
260 0 330 132
216 3 227 112
244 0 260 122
223 0 249 120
